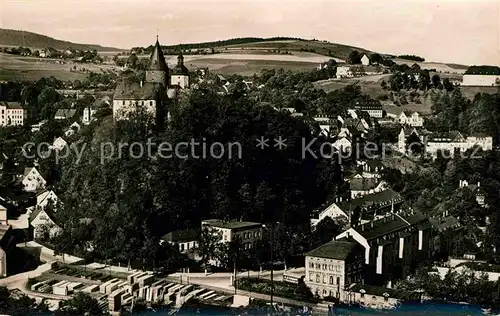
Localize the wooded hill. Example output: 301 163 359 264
0 28 121 51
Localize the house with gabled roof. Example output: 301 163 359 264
54 109 77 121
398 111 423 127
459 180 486 207
64 122 81 137
51 137 68 151
305 240 364 299
22 167 46 192
29 207 61 241
311 189 404 227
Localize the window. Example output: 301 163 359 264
150 101 153 106
361 293 364 298
384 296 389 302
323 264 327 270
323 289 328 296
309 262 314 268
323 275 327 284
309 273 313 282
180 244 185 251
329 265 333 270
337 277 340 285
316 274 320 283
329 276 333 285
122 101 125 105
316 263 320 269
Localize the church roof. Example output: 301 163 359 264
148 39 168 72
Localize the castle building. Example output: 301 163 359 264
113 37 190 125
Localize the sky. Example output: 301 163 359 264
0 0 499 65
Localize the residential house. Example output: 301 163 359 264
0 102 27 126
349 174 387 199
333 136 352 152
357 159 384 176
311 189 403 227
54 109 77 121
35 190 59 210
0 225 14 277
313 116 338 137
361 54 370 66
398 111 423 127
22 167 46 192
305 240 364 300
458 180 486 207
337 66 353 78
31 120 47 133
201 219 262 250
336 210 432 286
353 100 383 118
160 229 199 253
64 122 81 137
51 137 68 151
29 207 62 240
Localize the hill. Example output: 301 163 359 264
140 37 374 61
0 28 122 52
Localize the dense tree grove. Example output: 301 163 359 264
50 78 350 270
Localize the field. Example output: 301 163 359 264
0 53 120 81
219 39 370 61
314 74 392 99
392 58 468 74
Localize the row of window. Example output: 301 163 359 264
308 262 342 272
309 273 341 285
241 231 261 239
121 100 154 106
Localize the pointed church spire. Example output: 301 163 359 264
148 37 168 71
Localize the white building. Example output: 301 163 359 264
425 131 493 158
0 102 26 126
51 137 68 151
462 65 500 86
0 204 7 225
333 136 352 152
353 101 383 118
201 219 262 250
22 167 46 192
337 66 353 78
64 122 81 137
305 240 364 299
360 54 370 66
29 208 61 240
398 111 423 127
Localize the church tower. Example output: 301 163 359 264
146 36 169 85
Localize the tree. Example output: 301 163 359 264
197 226 223 269
347 50 361 64
443 78 454 92
56 292 106 315
432 74 442 89
411 63 421 72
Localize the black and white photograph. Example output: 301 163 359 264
0 0 498 315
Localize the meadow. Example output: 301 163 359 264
0 53 119 81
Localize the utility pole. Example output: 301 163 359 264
270 225 274 306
